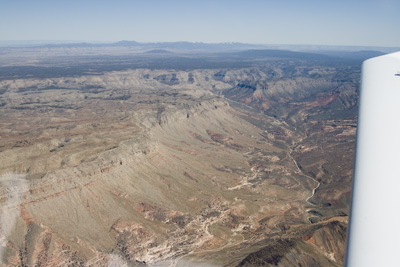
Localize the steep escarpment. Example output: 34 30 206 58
0 81 310 266
0 95 232 264
225 77 339 108
220 66 359 119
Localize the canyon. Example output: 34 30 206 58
0 46 360 266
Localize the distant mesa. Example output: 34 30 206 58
112 40 140 46
233 49 333 60
145 49 174 54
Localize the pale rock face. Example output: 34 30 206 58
0 173 28 264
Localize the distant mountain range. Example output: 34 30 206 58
1 40 399 54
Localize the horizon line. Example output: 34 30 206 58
0 40 399 49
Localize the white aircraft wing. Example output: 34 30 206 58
345 51 400 266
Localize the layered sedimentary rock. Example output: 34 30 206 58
0 64 356 266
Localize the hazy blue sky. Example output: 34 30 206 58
1 0 399 47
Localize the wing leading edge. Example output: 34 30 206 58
345 51 400 266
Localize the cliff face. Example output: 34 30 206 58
220 66 359 117
0 63 356 266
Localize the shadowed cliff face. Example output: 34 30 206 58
220 64 359 116
0 60 357 266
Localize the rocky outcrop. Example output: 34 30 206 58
153 73 180 86
238 221 347 267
